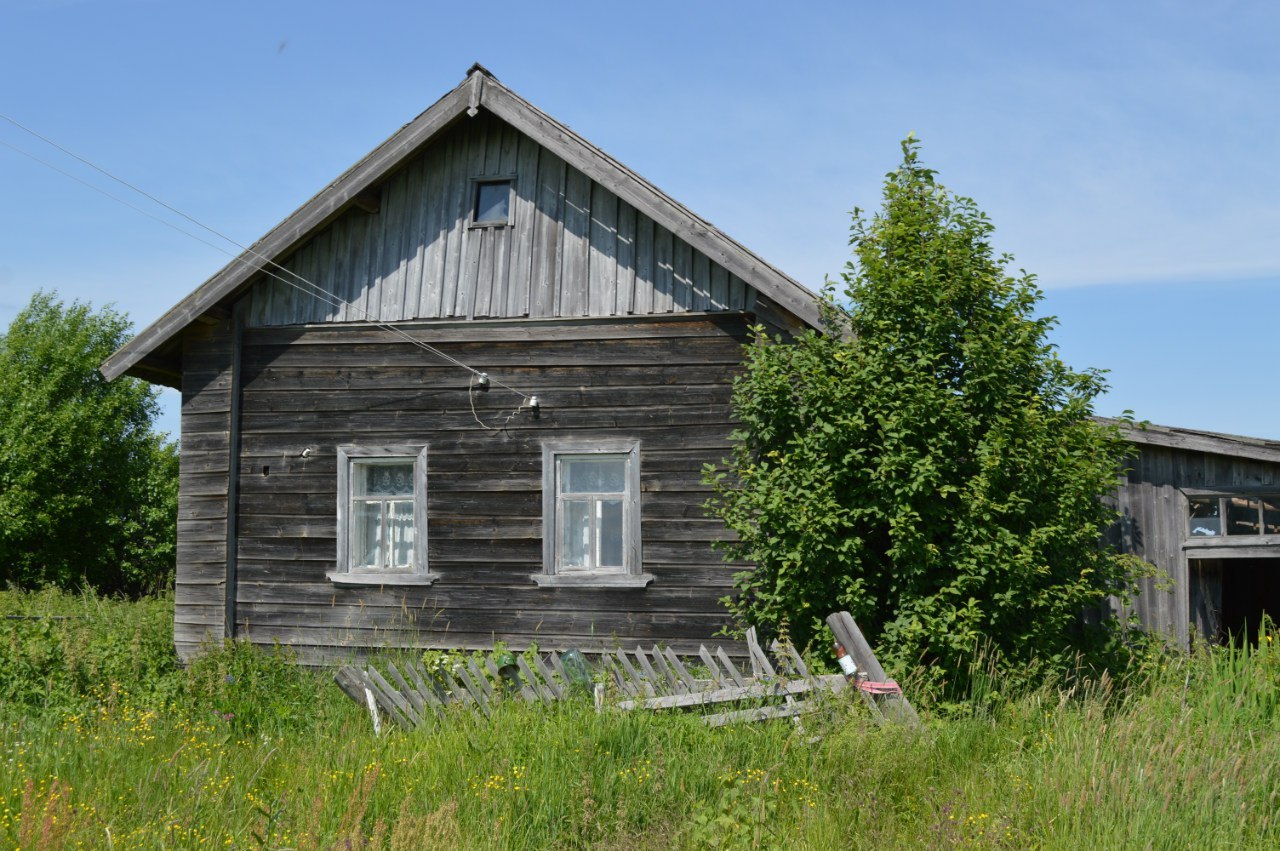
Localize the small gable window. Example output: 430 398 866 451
472 178 513 226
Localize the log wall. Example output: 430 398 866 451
177 313 753 664
175 320 236 658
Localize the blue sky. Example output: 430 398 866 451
2 1 1277 437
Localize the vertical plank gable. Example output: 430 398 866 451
240 117 770 328
587 183 619 316
529 148 566 318
560 168 592 317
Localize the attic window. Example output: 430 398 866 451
471 178 513 226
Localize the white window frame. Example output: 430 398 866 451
535 440 652 588
328 444 435 586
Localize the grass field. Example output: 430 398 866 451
1 588 1277 849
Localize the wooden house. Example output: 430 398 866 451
102 66 1276 664
101 65 822 663
1113 422 1280 646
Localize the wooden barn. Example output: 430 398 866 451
1113 422 1280 646
101 65 821 663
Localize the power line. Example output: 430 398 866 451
0 113 536 415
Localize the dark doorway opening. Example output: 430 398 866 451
1190 558 1280 644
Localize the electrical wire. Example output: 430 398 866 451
0 113 537 419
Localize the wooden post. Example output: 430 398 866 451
826 611 920 728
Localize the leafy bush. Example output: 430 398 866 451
706 137 1143 691
0 291 177 595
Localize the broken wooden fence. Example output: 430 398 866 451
335 611 917 731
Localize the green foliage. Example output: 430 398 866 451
1 589 1278 847
0 587 179 711
0 291 177 594
706 137 1142 689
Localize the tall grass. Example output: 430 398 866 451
2 588 1277 848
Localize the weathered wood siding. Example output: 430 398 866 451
186 314 750 663
243 113 757 328
1115 445 1280 646
175 320 236 659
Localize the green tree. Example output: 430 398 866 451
706 138 1142 689
0 291 177 595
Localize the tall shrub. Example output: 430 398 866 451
0 291 177 594
706 138 1141 687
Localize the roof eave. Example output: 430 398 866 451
1103 417 1280 466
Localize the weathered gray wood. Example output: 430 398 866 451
715 647 747 687
632 647 667 694
703 700 816 728
515 656 552 704
560 167 591 317
333 666 368 705
452 664 491 716
648 647 688 694
479 80 821 328
1114 420 1280 467
533 654 563 699
587 182 618 316
364 666 422 728
661 647 699 692
467 659 495 698
105 69 821 387
698 645 727 687
616 676 841 711
826 611 919 727
175 314 759 661
405 661 447 714
615 201 636 316
384 662 427 721
773 640 815 684
614 649 655 698
745 627 777 678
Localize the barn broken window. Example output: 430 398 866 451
534 440 652 588
1187 494 1280 538
330 445 433 586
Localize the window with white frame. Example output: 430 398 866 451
329 445 434 586
536 441 651 587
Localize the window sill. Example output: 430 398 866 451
531 572 655 589
327 572 438 587
1183 535 1280 549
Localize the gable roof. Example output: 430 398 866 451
101 64 821 386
